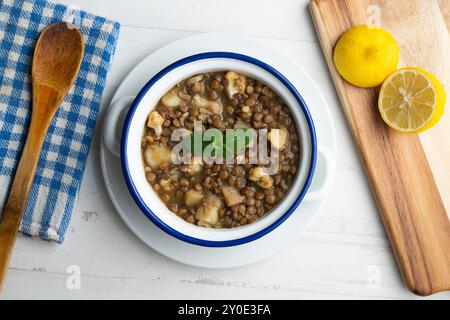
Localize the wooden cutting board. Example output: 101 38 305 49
310 0 450 296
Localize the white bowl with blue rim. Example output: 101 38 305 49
103 51 331 247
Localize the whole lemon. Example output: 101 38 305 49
334 25 399 88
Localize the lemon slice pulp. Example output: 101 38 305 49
378 68 443 133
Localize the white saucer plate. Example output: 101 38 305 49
100 33 336 268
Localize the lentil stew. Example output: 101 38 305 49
141 71 300 229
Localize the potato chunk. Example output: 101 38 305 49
249 167 273 189
184 157 203 175
224 71 246 98
186 74 203 85
160 178 173 192
147 111 164 136
259 175 273 189
249 167 266 180
191 95 222 114
186 163 202 175
234 120 250 129
267 128 288 150
185 190 204 207
195 194 222 226
221 185 245 207
161 89 181 108
144 144 172 169
186 75 205 94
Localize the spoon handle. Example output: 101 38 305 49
0 84 60 289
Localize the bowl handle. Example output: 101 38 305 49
102 96 135 157
303 145 334 202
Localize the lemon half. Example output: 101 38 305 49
334 25 399 88
378 67 446 133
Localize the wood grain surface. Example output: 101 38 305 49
310 0 450 296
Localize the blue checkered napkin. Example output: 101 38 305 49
0 0 120 242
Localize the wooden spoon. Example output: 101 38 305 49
0 22 84 289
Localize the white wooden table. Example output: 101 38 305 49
2 0 449 300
